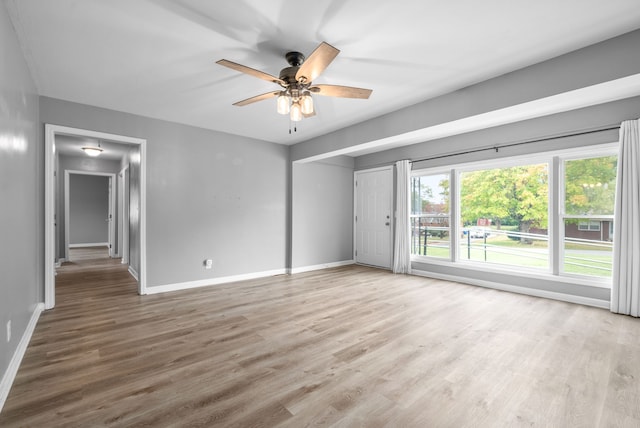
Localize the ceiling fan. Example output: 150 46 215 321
216 42 372 123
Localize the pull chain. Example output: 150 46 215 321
289 118 298 134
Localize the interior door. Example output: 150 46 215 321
355 167 393 268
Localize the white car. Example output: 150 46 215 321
469 227 490 238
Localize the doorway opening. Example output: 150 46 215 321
64 171 116 262
45 124 147 309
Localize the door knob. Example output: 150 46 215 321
385 222 390 226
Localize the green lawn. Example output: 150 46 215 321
413 231 612 277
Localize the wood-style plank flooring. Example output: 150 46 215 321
1 251 639 427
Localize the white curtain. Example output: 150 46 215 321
612 119 640 317
393 160 412 274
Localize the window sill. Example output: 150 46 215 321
411 255 612 289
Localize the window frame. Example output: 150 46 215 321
411 143 618 287
409 169 453 260
558 148 618 279
455 156 551 272
577 220 601 232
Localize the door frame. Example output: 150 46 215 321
45 124 147 309
353 165 394 268
119 165 130 265
64 170 117 261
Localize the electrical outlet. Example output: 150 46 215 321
204 259 213 270
6 320 11 343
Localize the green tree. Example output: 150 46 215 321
439 177 450 214
461 164 549 242
564 156 617 215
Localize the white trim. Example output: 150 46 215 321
64 170 69 260
139 138 147 296
45 124 147 308
69 243 109 248
108 175 116 258
290 260 355 274
146 269 288 295
128 265 139 282
0 303 44 413
45 126 56 309
412 269 609 309
353 173 357 262
117 165 129 262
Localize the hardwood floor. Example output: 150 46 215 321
1 255 639 427
67 245 110 261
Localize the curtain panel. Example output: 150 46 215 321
393 160 411 274
612 119 640 317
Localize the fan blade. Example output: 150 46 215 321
216 59 286 86
233 91 281 106
295 42 340 83
309 84 372 99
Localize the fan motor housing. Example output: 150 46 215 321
279 66 299 85
285 51 305 66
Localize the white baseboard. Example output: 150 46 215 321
128 266 139 281
289 260 355 275
411 269 610 309
0 302 44 413
146 268 288 295
69 242 109 248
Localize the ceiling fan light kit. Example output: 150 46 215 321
301 91 314 115
217 42 372 128
276 91 290 114
290 101 303 122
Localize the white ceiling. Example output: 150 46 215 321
6 0 640 146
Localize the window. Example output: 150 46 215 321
459 163 549 270
578 220 601 231
410 173 450 259
411 144 617 283
562 155 617 278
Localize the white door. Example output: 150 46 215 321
355 167 393 268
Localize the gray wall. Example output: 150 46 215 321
292 157 354 269
0 1 42 392
69 174 110 245
56 155 121 259
39 97 289 288
356 97 640 170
